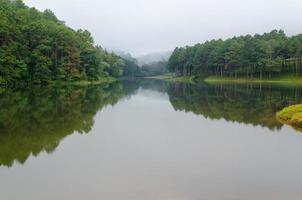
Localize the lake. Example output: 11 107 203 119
1 79 302 200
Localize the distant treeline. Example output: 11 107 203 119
119 52 168 77
168 30 302 78
141 61 167 76
0 0 124 85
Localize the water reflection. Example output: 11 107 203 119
0 83 125 167
0 80 302 167
124 79 301 130
167 83 302 130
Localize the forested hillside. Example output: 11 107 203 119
0 0 123 85
168 30 302 79
117 52 168 77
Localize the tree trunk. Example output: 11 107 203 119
296 57 298 77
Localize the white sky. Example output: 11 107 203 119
24 0 302 56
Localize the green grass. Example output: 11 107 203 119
204 74 302 86
276 104 302 131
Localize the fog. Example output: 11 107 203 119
24 0 302 56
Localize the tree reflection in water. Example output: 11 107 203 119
0 82 124 167
1 80 302 167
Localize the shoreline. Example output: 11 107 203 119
204 75 302 86
0 77 117 88
145 74 195 83
51 77 116 87
147 74 302 86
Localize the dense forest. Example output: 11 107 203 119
168 30 302 79
0 0 124 85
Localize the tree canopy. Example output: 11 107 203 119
168 30 302 78
0 0 123 85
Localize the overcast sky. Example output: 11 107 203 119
24 0 302 56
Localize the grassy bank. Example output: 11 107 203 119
204 74 302 86
277 104 302 131
146 74 195 83
51 78 116 87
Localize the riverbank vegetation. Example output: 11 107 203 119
167 30 302 82
0 0 124 85
277 104 302 131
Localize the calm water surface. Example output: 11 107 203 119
1 79 302 200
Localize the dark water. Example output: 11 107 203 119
1 79 302 200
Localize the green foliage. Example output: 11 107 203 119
168 30 302 79
0 0 123 85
